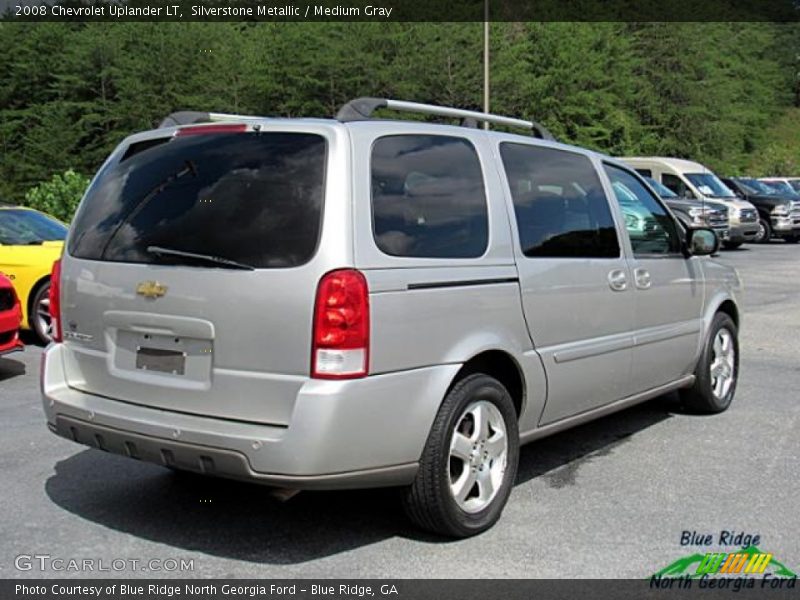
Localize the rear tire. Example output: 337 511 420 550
403 374 519 538
680 313 739 414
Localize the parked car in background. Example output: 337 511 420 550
622 157 759 249
643 176 730 242
0 204 67 342
0 273 24 356
42 99 741 537
760 177 800 195
720 177 800 244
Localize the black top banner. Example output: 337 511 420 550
2 0 800 22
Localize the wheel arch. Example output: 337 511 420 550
715 298 740 329
693 293 740 366
445 350 526 420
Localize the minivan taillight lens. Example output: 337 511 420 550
311 269 369 379
49 259 62 343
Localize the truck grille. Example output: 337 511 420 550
739 208 758 223
792 202 800 226
707 209 729 230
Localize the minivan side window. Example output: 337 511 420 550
371 135 488 259
604 164 682 256
499 144 620 259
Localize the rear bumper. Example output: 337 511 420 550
48 416 417 489
42 343 460 489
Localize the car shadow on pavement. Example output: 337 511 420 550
44 394 679 562
0 356 26 381
514 394 677 489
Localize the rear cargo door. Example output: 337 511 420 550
59 125 344 426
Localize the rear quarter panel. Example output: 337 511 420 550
349 123 547 430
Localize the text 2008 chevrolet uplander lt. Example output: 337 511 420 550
42 99 741 537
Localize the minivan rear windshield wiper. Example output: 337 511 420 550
146 246 256 270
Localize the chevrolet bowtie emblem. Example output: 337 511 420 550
136 281 167 299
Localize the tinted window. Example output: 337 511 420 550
685 172 735 197
604 165 681 256
0 209 67 245
499 144 619 258
371 135 488 258
644 176 677 198
635 168 652 178
69 133 326 268
662 173 693 198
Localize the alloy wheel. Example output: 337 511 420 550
448 400 508 514
710 328 735 400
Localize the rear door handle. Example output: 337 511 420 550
608 269 627 291
634 268 652 289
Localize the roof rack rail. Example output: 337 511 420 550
158 111 261 129
335 97 555 140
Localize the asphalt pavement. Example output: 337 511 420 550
1 242 798 579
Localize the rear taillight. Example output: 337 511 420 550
311 269 369 379
49 259 62 343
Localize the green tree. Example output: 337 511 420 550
24 169 90 222
492 22 643 154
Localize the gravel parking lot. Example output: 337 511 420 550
1 242 798 579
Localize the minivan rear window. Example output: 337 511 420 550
69 132 326 268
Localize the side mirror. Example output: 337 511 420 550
684 227 718 257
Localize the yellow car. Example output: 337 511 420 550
0 205 66 343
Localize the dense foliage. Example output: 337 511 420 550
1 22 798 215
23 169 90 221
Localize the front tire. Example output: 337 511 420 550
403 374 519 538
680 313 739 413
784 236 799 244
754 218 771 243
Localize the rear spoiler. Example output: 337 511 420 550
158 111 261 128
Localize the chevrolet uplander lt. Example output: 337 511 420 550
42 99 741 537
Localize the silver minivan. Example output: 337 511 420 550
42 99 741 537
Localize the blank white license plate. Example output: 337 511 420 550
135 347 186 375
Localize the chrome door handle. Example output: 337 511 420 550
634 268 652 289
608 269 627 291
